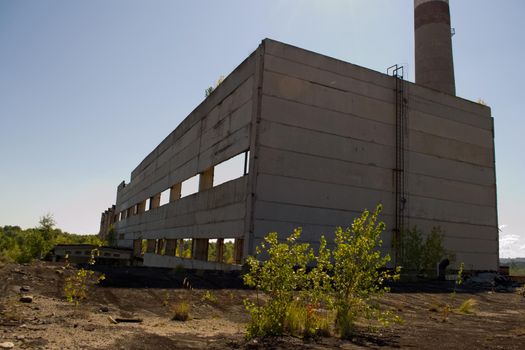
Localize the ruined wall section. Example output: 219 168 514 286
405 86 497 270
253 40 497 270
253 40 398 253
113 53 256 248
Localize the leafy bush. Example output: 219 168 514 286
398 226 451 276
64 249 105 305
64 268 105 304
243 205 399 340
332 204 400 338
243 229 314 338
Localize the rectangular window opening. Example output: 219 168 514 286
181 174 199 198
144 198 150 212
213 151 249 187
159 188 171 206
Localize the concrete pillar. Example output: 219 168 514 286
150 193 161 209
234 238 244 264
137 200 146 214
133 239 142 257
193 238 208 261
146 239 156 254
165 239 177 256
199 167 214 191
414 0 455 95
170 183 181 202
216 238 224 263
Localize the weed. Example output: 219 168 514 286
458 298 477 314
171 301 190 321
63 249 104 305
201 290 217 303
64 268 105 305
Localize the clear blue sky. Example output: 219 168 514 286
1 1 523 257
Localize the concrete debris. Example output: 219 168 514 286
20 286 31 292
0 342 14 349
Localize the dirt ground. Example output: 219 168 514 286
1 261 524 350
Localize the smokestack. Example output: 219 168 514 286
414 0 455 95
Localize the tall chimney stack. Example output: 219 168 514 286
414 0 455 95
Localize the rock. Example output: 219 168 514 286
20 286 30 292
0 342 14 349
99 306 109 313
55 270 63 275
19 295 33 303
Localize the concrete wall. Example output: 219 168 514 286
113 51 256 250
251 39 497 270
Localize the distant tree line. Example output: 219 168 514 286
0 214 104 264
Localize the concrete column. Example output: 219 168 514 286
146 239 156 254
133 239 142 257
150 193 161 209
137 200 146 214
414 0 455 95
199 167 214 191
193 238 208 261
126 207 132 218
165 239 177 256
216 238 224 263
170 183 181 202
234 238 244 264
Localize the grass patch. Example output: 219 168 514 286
458 298 477 314
171 301 190 321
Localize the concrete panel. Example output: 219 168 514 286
410 93 493 131
407 151 495 186
263 71 395 126
408 196 497 226
408 130 494 167
256 173 395 214
261 95 395 147
407 173 496 206
264 39 393 90
257 146 393 192
264 53 394 104
409 109 493 149
406 217 498 242
258 121 395 170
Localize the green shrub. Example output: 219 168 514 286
243 229 314 338
398 226 451 276
243 205 399 340
64 268 105 305
332 204 400 339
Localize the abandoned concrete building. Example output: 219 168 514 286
99 0 498 271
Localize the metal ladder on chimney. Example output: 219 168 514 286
387 64 408 264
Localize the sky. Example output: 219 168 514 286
0 0 524 257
